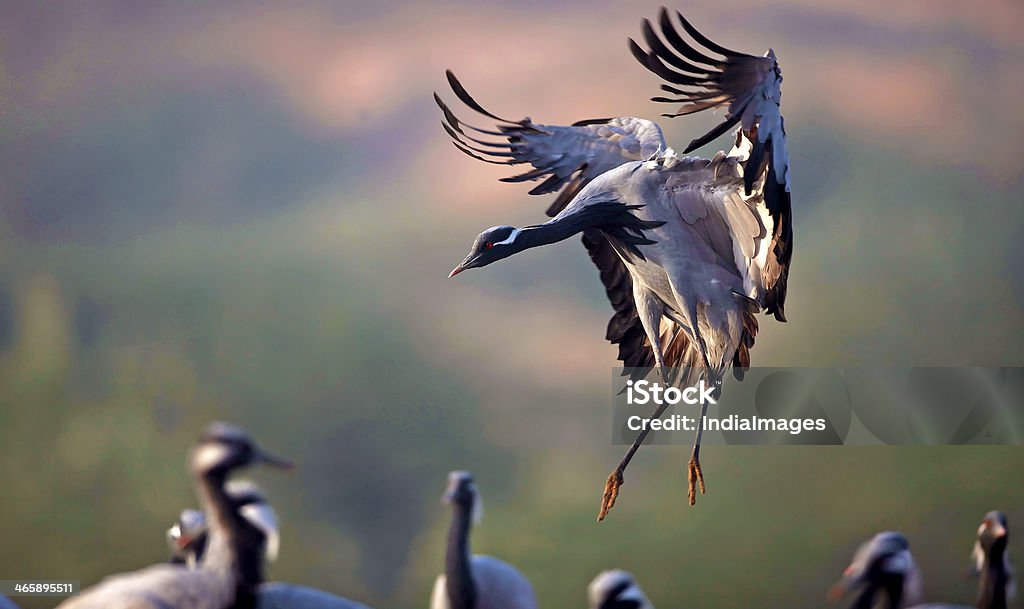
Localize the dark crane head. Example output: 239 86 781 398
588 570 653 609
979 511 1009 553
829 531 922 609
972 511 1010 576
190 422 294 477
449 226 521 277
441 470 483 522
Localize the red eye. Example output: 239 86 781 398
485 242 494 249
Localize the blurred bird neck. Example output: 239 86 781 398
881 575 904 609
445 504 476 609
977 549 1009 609
850 580 881 609
195 470 263 609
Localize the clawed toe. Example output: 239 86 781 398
598 469 624 522
687 456 706 506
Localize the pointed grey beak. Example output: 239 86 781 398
449 252 484 278
255 449 295 470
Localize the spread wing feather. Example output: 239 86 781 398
435 70 667 217
631 7 792 322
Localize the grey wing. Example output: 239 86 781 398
435 70 667 216
631 8 792 321
0 595 20 609
257 582 372 609
470 555 537 609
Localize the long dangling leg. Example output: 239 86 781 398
599 288 669 521
665 299 712 505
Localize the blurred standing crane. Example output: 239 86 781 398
430 471 537 609
970 512 1016 605
828 531 925 609
167 481 373 609
438 7 793 519
830 515 1013 609
56 423 293 609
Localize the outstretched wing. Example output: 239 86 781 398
435 70 667 217
436 70 675 375
630 7 793 322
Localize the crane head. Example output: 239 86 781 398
441 470 483 523
191 422 295 475
979 511 1009 551
449 225 520 277
588 570 653 609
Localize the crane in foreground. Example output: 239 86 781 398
56 423 293 609
438 7 792 519
167 481 373 609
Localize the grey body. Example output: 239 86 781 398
258 583 372 609
559 152 775 381
55 563 237 609
56 423 291 609
430 556 537 609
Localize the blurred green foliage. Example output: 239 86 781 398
1 2 1022 607
0 220 1022 608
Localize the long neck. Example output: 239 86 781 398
510 214 590 254
976 548 1008 609
882 574 905 609
194 470 262 609
505 198 660 262
850 581 880 609
445 502 476 609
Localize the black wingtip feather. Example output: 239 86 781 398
446 70 516 124
643 17 714 76
450 141 514 166
673 10 747 59
657 7 722 67
682 113 741 153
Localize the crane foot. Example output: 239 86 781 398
598 469 623 522
687 456 705 506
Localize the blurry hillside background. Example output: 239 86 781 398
1 1 1023 607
